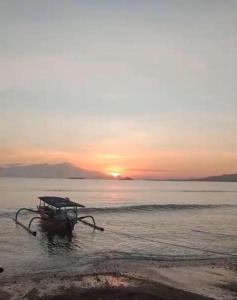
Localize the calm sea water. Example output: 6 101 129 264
0 178 237 278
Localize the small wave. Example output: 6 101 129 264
39 189 237 192
0 210 15 218
0 208 36 219
0 204 235 219
80 203 237 214
174 190 237 193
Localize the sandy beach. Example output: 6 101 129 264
1 257 236 300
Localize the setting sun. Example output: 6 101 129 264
110 172 120 178
108 168 125 178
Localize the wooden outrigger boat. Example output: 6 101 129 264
14 196 104 236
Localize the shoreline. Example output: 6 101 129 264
1 257 236 300
0 272 212 300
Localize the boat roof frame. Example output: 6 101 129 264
38 196 85 209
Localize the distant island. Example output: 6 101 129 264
0 162 236 182
119 176 134 180
191 173 237 182
145 173 237 182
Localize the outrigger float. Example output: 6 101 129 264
14 196 104 236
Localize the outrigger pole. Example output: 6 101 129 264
13 208 39 236
14 207 104 236
77 216 104 231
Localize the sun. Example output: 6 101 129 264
108 167 125 178
110 172 119 178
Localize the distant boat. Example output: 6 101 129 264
67 177 85 179
13 196 104 236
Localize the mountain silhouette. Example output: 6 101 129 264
195 173 237 182
0 162 106 179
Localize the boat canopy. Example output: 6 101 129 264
38 196 85 208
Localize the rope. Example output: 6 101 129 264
192 229 236 238
106 229 236 257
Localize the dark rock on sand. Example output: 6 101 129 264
37 283 212 300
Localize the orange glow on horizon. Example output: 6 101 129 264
0 147 236 179
110 172 119 178
107 167 125 178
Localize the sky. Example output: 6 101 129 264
0 0 237 179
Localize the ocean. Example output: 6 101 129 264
0 178 237 279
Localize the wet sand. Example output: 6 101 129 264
35 282 212 300
0 273 212 300
0 258 237 300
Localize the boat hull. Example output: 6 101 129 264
40 218 75 233
37 206 76 233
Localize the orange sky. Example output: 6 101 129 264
0 2 237 179
1 145 236 179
